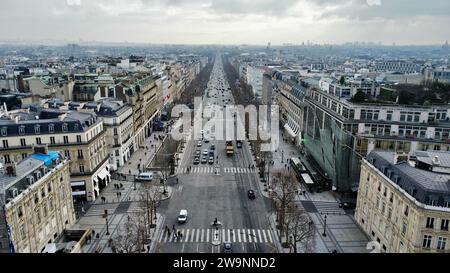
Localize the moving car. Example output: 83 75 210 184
339 202 356 209
223 242 232 253
178 209 188 224
136 172 153 181
247 190 256 199
236 140 242 148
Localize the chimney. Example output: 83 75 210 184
432 155 440 166
5 162 18 176
33 145 48 155
58 113 67 121
394 152 409 164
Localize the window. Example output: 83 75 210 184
77 149 83 159
76 135 82 143
21 153 27 160
387 208 392 220
64 150 70 159
3 155 11 163
402 222 407 235
404 205 409 216
20 224 27 240
62 123 68 132
426 217 435 229
48 197 54 210
79 165 85 173
63 136 69 144
437 237 447 250
2 139 8 148
382 203 386 214
42 203 48 217
35 125 40 134
20 138 26 147
49 124 54 133
34 193 39 204
35 209 41 223
47 183 52 193
17 206 23 218
1 127 7 136
386 111 393 121
50 137 55 145
19 126 25 135
422 235 432 248
441 219 449 231
445 201 450 208
36 137 42 145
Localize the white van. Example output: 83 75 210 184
178 209 188 224
136 172 153 181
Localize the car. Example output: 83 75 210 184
210 144 215 150
204 138 210 143
178 209 188 224
136 172 153 181
208 156 214 164
236 140 242 148
197 141 202 147
247 190 256 199
201 156 207 164
195 149 201 156
193 157 200 164
339 202 356 209
223 242 233 253
203 149 209 156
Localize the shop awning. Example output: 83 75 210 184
97 168 109 180
284 123 297 138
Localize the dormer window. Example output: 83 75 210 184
19 126 25 135
1 127 7 136
62 123 68 132
74 123 79 131
49 124 54 133
34 125 40 134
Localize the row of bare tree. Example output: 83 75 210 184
109 183 163 253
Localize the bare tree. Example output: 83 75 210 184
110 213 147 253
270 170 298 244
285 208 315 253
138 182 163 230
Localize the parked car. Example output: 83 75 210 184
197 141 202 147
136 172 153 181
178 209 188 224
210 144 215 150
339 202 356 209
195 149 201 156
223 242 233 253
203 149 209 156
247 190 256 199
208 157 214 164
193 157 200 165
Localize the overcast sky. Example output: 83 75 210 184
1 0 449 45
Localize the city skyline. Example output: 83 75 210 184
1 0 450 45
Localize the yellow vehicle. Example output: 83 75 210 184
226 140 234 156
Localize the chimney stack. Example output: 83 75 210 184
5 162 18 176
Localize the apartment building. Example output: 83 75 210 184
374 61 422 74
0 148 76 253
87 99 134 171
0 107 109 202
355 151 450 253
23 75 74 101
303 87 450 192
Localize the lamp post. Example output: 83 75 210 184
322 215 327 237
104 209 110 235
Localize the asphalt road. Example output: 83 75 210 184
157 53 276 254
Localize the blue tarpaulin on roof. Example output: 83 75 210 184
31 151 60 167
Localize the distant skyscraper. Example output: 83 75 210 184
443 40 449 51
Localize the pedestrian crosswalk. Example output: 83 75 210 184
84 203 118 217
313 201 346 215
158 228 276 244
178 167 256 174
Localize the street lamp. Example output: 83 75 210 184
105 209 110 236
322 215 327 237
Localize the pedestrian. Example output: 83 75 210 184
128 170 131 175
172 225 175 231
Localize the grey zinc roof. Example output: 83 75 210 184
368 151 450 204
0 157 43 192
415 150 450 168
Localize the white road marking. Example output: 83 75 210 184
201 229 204 242
196 229 200 242
227 229 231 242
206 229 210 242
257 230 262 243
185 229 190 242
190 229 195 242
247 229 252 243
262 229 268 243
252 229 257 243
267 229 273 243
232 229 236 242
222 229 226 242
